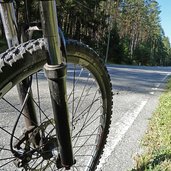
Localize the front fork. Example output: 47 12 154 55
40 0 74 168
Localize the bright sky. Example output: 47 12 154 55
157 0 171 42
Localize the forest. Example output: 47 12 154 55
0 0 171 66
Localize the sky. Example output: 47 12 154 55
157 0 171 42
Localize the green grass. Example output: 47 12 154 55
131 78 171 171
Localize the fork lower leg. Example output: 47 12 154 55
44 63 74 168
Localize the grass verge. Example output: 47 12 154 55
131 78 171 171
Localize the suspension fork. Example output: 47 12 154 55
0 2 40 141
40 0 74 168
0 2 18 47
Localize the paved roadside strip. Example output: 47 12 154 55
96 66 171 171
97 100 148 171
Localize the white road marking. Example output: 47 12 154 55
150 92 154 95
149 73 170 95
155 83 160 88
152 87 158 91
162 73 170 82
96 100 147 170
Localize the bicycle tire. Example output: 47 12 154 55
0 38 113 171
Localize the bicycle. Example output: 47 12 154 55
0 0 113 170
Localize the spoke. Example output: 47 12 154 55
49 161 55 171
74 127 100 155
75 154 93 157
73 127 83 147
0 126 20 142
83 106 102 129
67 67 84 101
31 98 55 127
0 146 11 152
83 115 101 132
0 156 15 161
72 166 79 171
49 159 58 169
72 90 101 149
40 162 44 170
72 96 100 125
29 150 56 170
82 90 99 127
46 127 56 137
73 114 101 144
72 64 76 121
2 97 38 126
2 89 54 130
30 155 43 169
0 126 41 153
35 73 42 123
74 144 96 148
0 158 16 168
73 73 92 116
68 72 95 115
73 163 91 169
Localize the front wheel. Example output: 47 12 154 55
0 39 113 170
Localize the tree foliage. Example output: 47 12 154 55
108 0 171 65
56 0 171 65
0 0 170 66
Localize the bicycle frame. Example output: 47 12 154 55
0 0 74 169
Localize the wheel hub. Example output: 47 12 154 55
12 119 59 168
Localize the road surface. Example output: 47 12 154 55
97 65 171 171
1 64 171 170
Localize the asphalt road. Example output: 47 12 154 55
1 64 171 170
97 65 171 171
